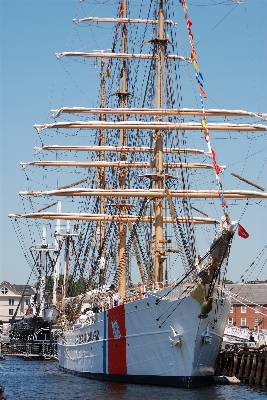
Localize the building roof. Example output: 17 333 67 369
0 281 21 295
226 284 267 305
13 285 36 296
0 281 35 297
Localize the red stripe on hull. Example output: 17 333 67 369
108 304 127 374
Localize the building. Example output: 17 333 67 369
226 283 267 330
0 281 36 323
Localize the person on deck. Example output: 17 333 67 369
137 282 143 299
249 332 255 342
113 292 119 307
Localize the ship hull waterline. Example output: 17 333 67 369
58 368 214 388
58 287 230 388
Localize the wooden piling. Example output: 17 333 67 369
222 351 230 376
232 352 238 377
244 353 251 383
238 353 245 380
255 354 263 385
261 355 267 386
249 353 257 385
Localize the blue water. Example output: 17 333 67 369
0 356 266 400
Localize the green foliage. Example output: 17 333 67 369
45 275 54 298
33 276 54 297
33 274 88 299
67 276 88 297
223 279 234 284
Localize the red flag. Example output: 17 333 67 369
198 84 207 98
211 149 217 163
238 223 249 239
186 19 193 27
214 163 220 175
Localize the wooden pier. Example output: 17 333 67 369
215 347 267 386
0 341 58 360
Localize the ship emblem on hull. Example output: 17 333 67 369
111 320 121 339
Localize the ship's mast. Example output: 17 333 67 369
40 226 47 316
53 201 61 304
99 58 106 286
118 0 128 302
154 0 165 287
53 223 80 304
63 220 70 299
30 226 49 317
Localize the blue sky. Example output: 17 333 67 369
1 0 266 286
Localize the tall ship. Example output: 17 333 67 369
9 0 267 388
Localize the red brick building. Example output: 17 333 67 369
226 283 267 330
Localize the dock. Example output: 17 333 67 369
215 347 267 386
0 341 58 360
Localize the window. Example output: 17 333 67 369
230 306 233 313
26 299 30 305
228 317 233 325
241 305 246 313
241 318 246 326
255 305 260 313
9 299 14 305
9 309 14 315
1 287 8 295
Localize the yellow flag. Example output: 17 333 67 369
193 61 199 72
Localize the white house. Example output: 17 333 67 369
0 281 36 323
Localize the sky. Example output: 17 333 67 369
0 0 266 286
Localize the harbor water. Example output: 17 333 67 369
0 357 266 399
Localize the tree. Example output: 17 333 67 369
224 279 234 284
67 276 88 297
33 276 54 301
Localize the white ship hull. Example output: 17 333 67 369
58 287 230 388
